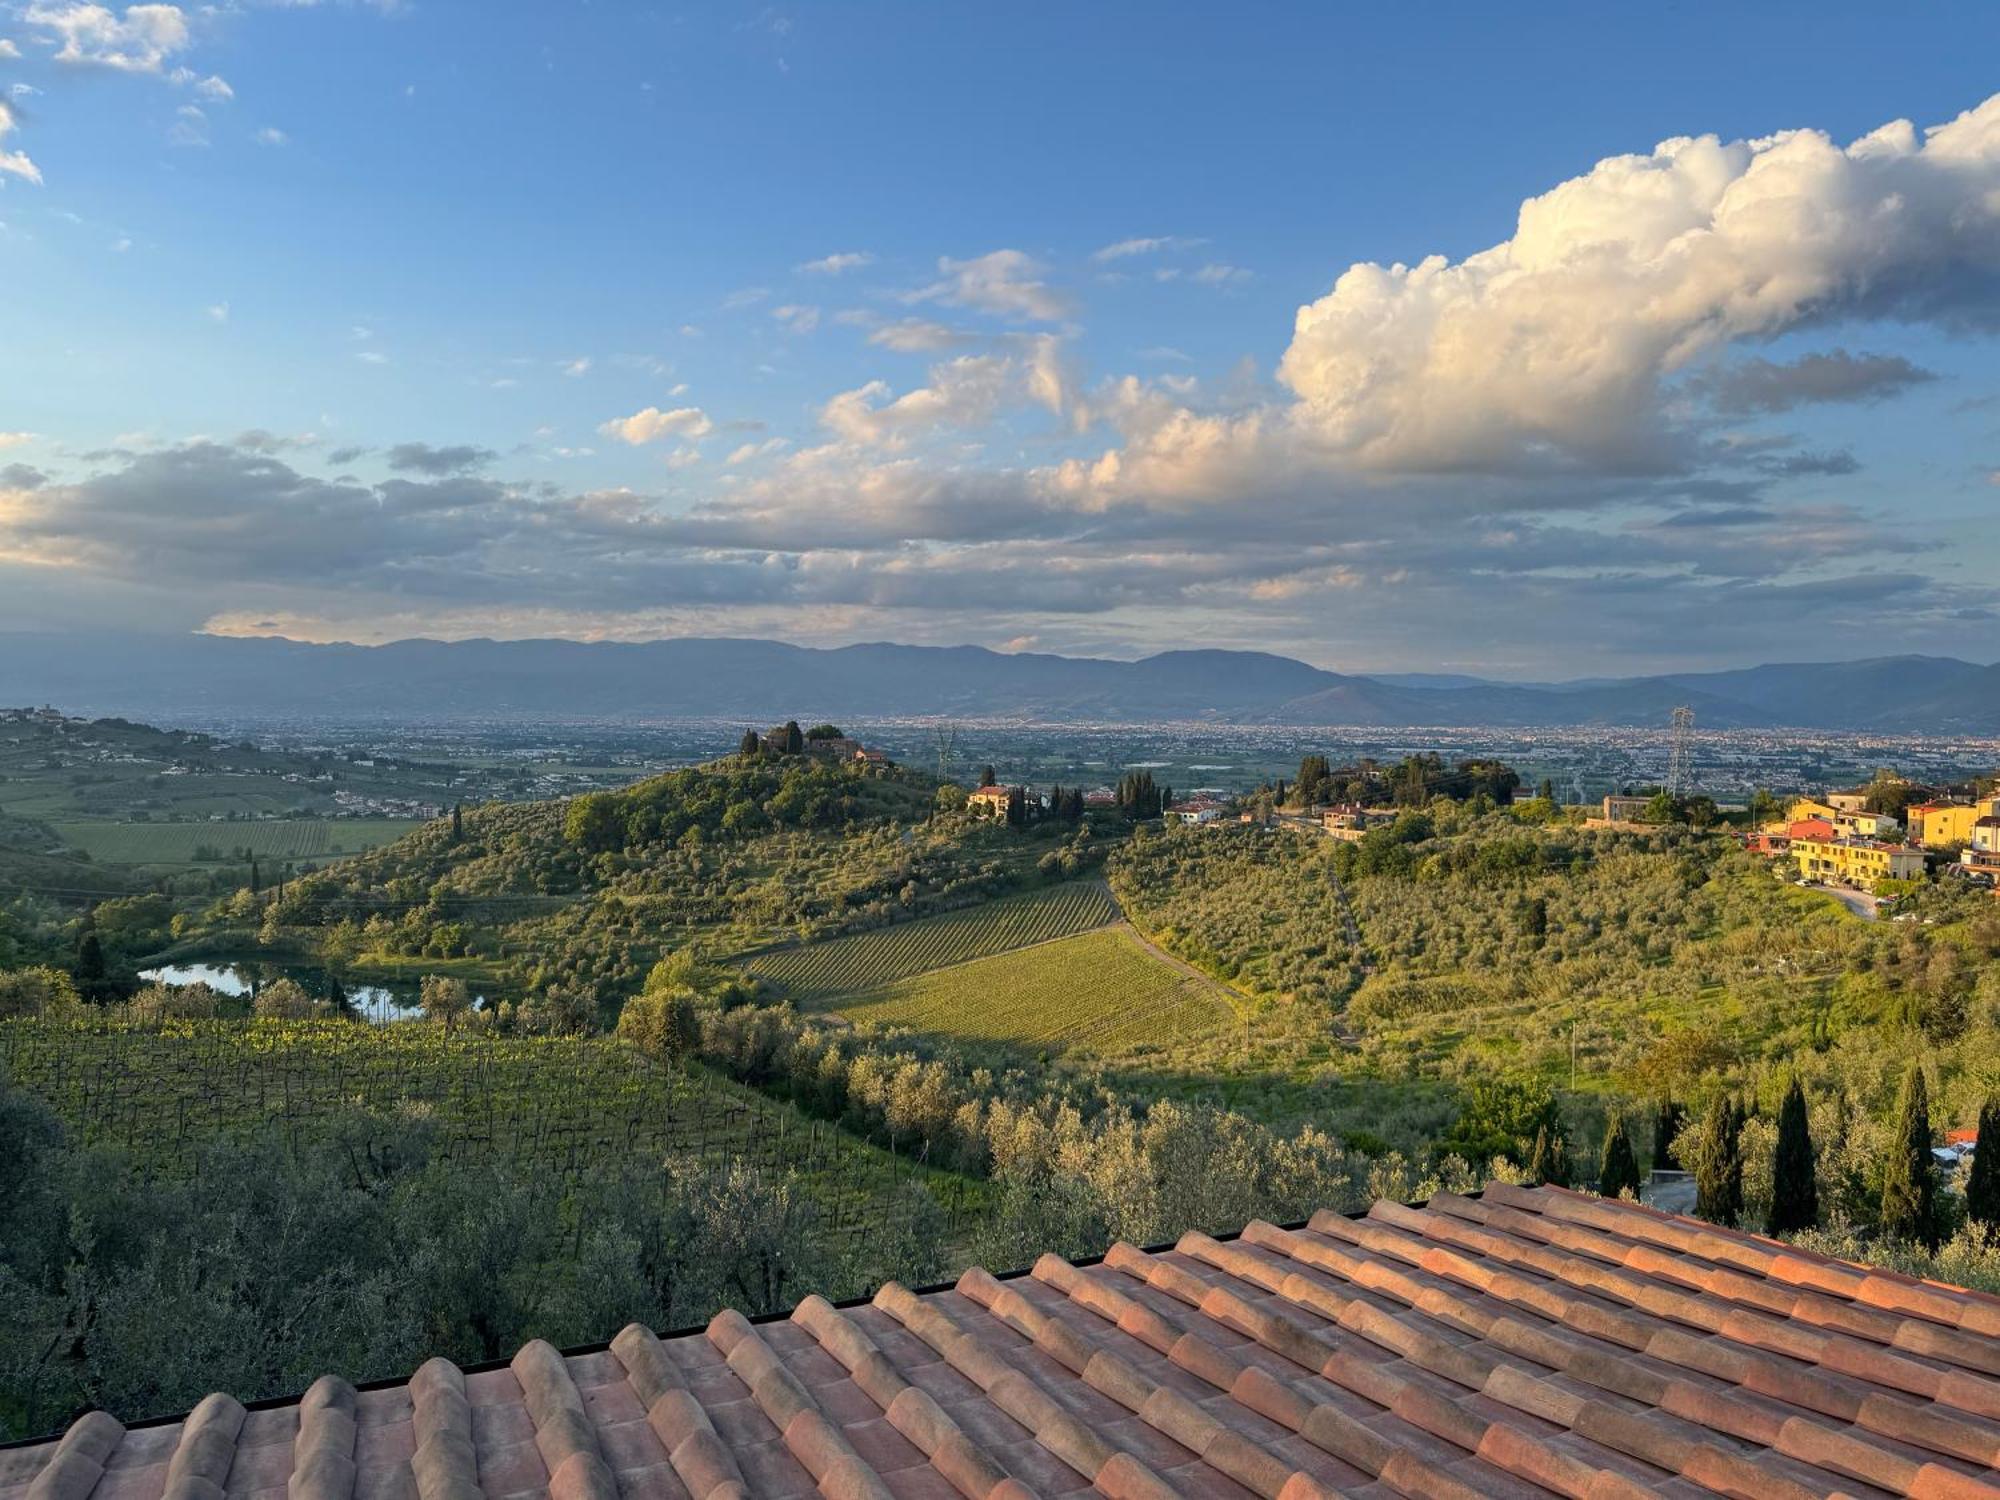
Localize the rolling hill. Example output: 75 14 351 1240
2 632 1996 731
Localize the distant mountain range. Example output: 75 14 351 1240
3 632 1997 732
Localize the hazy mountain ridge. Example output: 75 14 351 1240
3 633 1996 731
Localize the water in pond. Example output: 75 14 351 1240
136 960 449 1023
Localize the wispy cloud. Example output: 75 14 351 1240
771 303 819 334
1091 234 1202 262
796 251 873 275
903 249 1072 322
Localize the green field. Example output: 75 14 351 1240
835 926 1235 1053
0 1017 967 1241
745 879 1121 1001
52 817 419 866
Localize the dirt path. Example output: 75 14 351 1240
1095 879 1239 991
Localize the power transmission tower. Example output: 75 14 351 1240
931 722 959 784
1665 705 1695 797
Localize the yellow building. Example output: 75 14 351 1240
1833 808 1901 839
1911 803 1981 849
1792 838 1926 889
1788 797 1839 824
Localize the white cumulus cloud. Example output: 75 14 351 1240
0 100 40 183
24 3 190 72
1277 95 2000 475
598 406 713 445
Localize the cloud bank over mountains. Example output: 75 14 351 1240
7 93 2000 670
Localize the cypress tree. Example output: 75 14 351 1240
1767 1076 1818 1236
451 802 463 840
1881 1061 1942 1251
979 764 997 788
1538 777 1555 804
1527 1124 1572 1188
74 928 106 991
1965 1094 2000 1237
1652 1098 1685 1170
1598 1111 1641 1200
781 721 804 755
738 729 760 757
1692 1093 1743 1227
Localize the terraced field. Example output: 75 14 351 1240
0 1017 962 1244
835 926 1236 1054
53 817 418 867
746 880 1120 1002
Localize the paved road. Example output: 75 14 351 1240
1820 885 1880 920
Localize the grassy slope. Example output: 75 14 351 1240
745 880 1120 1002
835 926 1235 1054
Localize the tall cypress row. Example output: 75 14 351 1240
1881 1061 1941 1251
1693 1092 1743 1227
1652 1097 1684 1170
1597 1110 1641 1200
1766 1076 1818 1236
1964 1093 2000 1237
1528 1124 1572 1188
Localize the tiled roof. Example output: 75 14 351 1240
8 1184 2000 1500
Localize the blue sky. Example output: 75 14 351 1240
3 2 2000 674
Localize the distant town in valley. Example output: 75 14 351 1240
12 10 2000 1489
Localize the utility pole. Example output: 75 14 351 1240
1666 706 1695 798
931 722 959 785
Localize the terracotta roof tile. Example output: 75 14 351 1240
18 1188 2000 1499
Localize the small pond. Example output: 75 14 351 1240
136 960 464 1023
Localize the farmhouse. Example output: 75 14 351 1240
964 784 1014 817
15 1184 2000 1499
1599 793 1651 822
1168 796 1228 825
1321 803 1397 841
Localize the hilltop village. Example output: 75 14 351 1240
975 751 2000 901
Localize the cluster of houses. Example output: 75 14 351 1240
752 725 891 766
963 783 1249 824
1744 784 2000 892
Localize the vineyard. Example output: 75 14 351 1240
744 879 1120 1002
53 817 418 866
836 926 1236 1054
0 1017 970 1244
